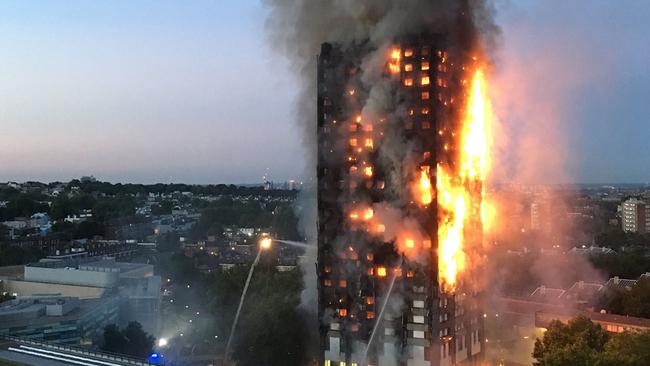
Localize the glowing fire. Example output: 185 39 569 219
388 48 401 74
418 166 433 205
437 67 492 292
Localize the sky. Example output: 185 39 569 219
0 1 649 184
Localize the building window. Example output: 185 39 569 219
404 78 414 86
421 62 430 71
422 122 431 130
339 279 347 288
338 308 348 317
404 48 414 57
325 361 331 366
421 91 430 100
413 330 425 339
421 76 430 86
324 279 332 287
405 64 413 72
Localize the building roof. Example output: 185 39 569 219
529 286 566 303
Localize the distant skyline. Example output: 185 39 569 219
1 1 649 184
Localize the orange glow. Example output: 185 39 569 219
366 297 374 305
377 267 387 277
421 76 430 86
418 166 433 205
437 66 492 293
404 78 414 86
364 166 373 177
421 62 430 71
389 48 401 74
365 138 374 148
349 138 357 147
363 208 374 220
405 239 415 249
339 308 348 317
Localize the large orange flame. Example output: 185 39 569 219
438 67 492 292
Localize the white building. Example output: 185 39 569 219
621 198 650 233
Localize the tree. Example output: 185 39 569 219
122 322 155 358
102 324 127 354
621 278 650 318
600 330 650 366
533 315 609 366
101 322 154 359
206 266 311 366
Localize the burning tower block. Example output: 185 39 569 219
317 32 489 366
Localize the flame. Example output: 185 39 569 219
418 167 433 205
389 48 401 74
437 67 492 292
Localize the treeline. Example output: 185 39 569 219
534 315 650 366
188 196 301 241
69 180 298 197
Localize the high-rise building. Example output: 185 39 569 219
621 198 649 233
317 36 484 366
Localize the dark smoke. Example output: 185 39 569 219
263 0 500 363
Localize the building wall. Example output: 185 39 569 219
24 266 119 288
2 280 106 299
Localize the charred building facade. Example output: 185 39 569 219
317 35 485 366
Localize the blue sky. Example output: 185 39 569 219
0 1 648 184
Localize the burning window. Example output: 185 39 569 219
339 279 347 288
404 48 414 57
405 239 415 248
404 78 414 86
366 296 375 305
348 89 356 96
364 138 374 148
423 151 431 159
349 166 358 174
364 166 373 177
363 124 373 132
349 124 357 132
366 253 374 261
394 268 403 277
404 64 413 72
377 267 387 277
367 311 375 319
421 62 430 71
324 279 332 287
421 76 430 86
363 208 374 220
377 181 385 189
388 48 401 74
407 270 414 278
376 224 385 233
338 308 348 317
421 107 429 115
421 91 430 100
349 138 357 147
324 265 331 273
367 268 374 275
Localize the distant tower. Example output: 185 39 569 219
621 198 649 233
